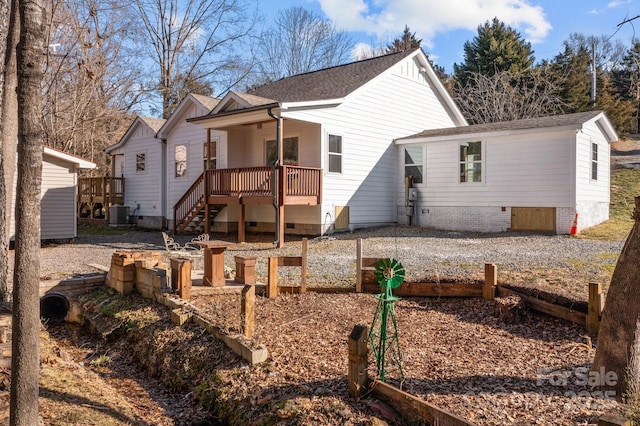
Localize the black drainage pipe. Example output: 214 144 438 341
40 293 69 322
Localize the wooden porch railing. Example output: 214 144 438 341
173 165 322 234
282 165 322 203
78 177 125 204
206 166 273 196
205 165 322 201
173 173 206 234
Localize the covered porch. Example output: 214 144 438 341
173 165 322 243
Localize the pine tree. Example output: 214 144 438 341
453 17 534 87
387 25 422 53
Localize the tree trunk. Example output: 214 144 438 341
0 0 11 302
2 0 18 249
593 196 640 399
9 0 45 422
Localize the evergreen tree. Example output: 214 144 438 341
387 25 422 53
453 17 535 87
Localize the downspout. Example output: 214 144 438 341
160 138 167 229
268 107 282 246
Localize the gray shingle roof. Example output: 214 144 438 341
400 111 602 140
247 49 419 103
191 94 220 111
139 116 166 133
400 111 604 140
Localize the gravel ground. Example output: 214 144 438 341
12 225 627 425
22 225 625 301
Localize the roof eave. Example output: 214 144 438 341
188 103 282 128
280 98 344 111
395 123 585 144
44 146 96 169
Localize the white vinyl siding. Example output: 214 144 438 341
166 101 225 221
399 130 574 208
10 154 82 240
121 122 163 219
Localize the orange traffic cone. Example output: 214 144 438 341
570 213 578 235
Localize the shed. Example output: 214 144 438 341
395 111 618 234
10 147 96 241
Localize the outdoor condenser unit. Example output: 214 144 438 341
109 206 130 225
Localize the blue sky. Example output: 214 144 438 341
258 0 640 72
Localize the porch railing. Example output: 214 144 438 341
78 177 125 204
205 165 322 200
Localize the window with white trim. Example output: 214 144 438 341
404 146 423 184
175 145 187 178
459 141 482 183
591 142 598 181
328 134 342 173
135 152 146 173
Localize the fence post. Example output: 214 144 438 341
484 263 496 301
348 324 369 398
268 257 278 299
587 282 602 334
170 258 192 301
301 238 308 293
242 285 255 338
356 239 363 293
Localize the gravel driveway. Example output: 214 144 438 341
19 225 624 301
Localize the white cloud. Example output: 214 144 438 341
608 0 632 8
317 0 552 47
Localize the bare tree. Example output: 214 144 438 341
42 0 142 170
452 67 567 124
257 6 353 83
132 0 257 118
0 0 8 303
10 0 46 422
0 0 18 302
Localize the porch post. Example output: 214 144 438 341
238 204 246 243
204 161 210 236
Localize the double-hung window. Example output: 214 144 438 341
135 152 146 173
175 145 187 178
328 134 342 173
459 141 482 183
591 142 598 181
404 146 423 184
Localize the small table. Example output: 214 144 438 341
194 240 234 287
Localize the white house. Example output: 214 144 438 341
10 147 96 241
105 48 617 242
104 94 220 229
185 48 466 244
395 111 617 234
